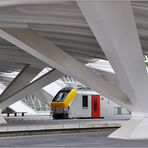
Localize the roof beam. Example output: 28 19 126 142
88 68 118 89
0 64 42 103
0 69 63 108
33 89 53 106
0 28 133 110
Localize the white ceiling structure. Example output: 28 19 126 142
0 0 147 139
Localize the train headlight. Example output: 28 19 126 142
63 107 69 113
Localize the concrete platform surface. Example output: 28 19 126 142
0 115 128 133
0 129 148 147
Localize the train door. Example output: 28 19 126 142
91 95 100 118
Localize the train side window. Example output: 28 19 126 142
94 98 97 111
108 100 110 104
82 95 88 108
101 98 104 101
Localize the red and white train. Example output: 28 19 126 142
51 87 131 119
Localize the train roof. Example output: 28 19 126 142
61 86 99 95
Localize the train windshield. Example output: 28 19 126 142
52 91 70 102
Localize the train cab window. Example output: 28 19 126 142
82 95 88 108
52 91 69 102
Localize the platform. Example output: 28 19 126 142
0 115 128 135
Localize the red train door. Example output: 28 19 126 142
91 95 100 118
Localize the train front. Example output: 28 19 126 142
51 87 77 119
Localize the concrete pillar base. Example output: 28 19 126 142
0 114 7 124
109 117 148 140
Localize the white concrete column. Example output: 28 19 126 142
78 1 148 139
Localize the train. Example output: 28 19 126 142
50 86 131 119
